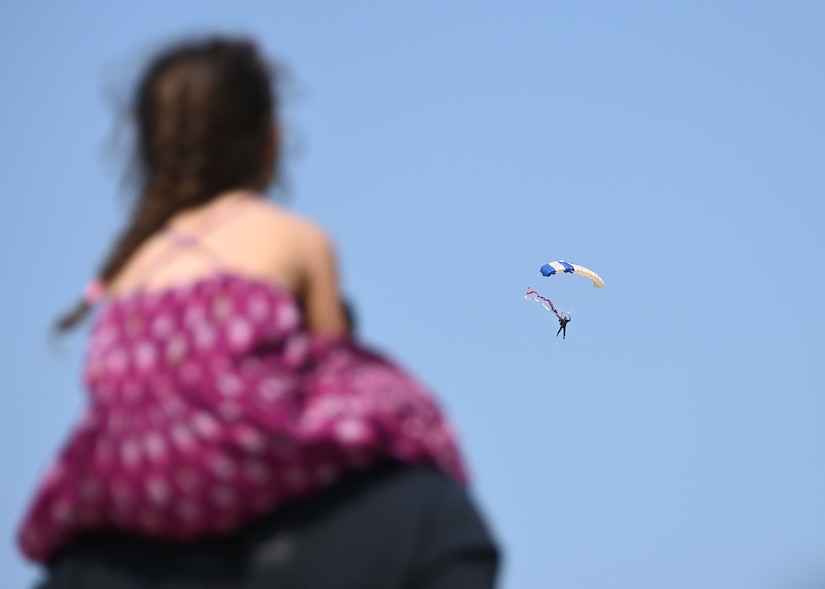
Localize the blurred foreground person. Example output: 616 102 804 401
19 36 498 588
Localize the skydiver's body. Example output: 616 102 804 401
556 315 571 339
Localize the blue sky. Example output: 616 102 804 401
2 2 824 588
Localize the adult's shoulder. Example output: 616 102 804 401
339 466 498 562
358 466 501 589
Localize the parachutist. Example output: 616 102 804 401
556 314 571 339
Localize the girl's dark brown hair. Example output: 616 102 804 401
57 37 278 332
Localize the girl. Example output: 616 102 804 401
19 37 497 588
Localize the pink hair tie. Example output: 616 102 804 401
84 280 107 305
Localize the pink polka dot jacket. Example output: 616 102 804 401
18 273 466 562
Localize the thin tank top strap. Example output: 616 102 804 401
161 225 228 269
133 196 253 284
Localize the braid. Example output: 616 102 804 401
55 37 276 333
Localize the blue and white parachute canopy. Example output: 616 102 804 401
540 260 604 288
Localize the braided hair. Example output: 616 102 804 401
57 37 278 331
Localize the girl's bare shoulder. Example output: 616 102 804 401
247 197 332 249
241 198 337 294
